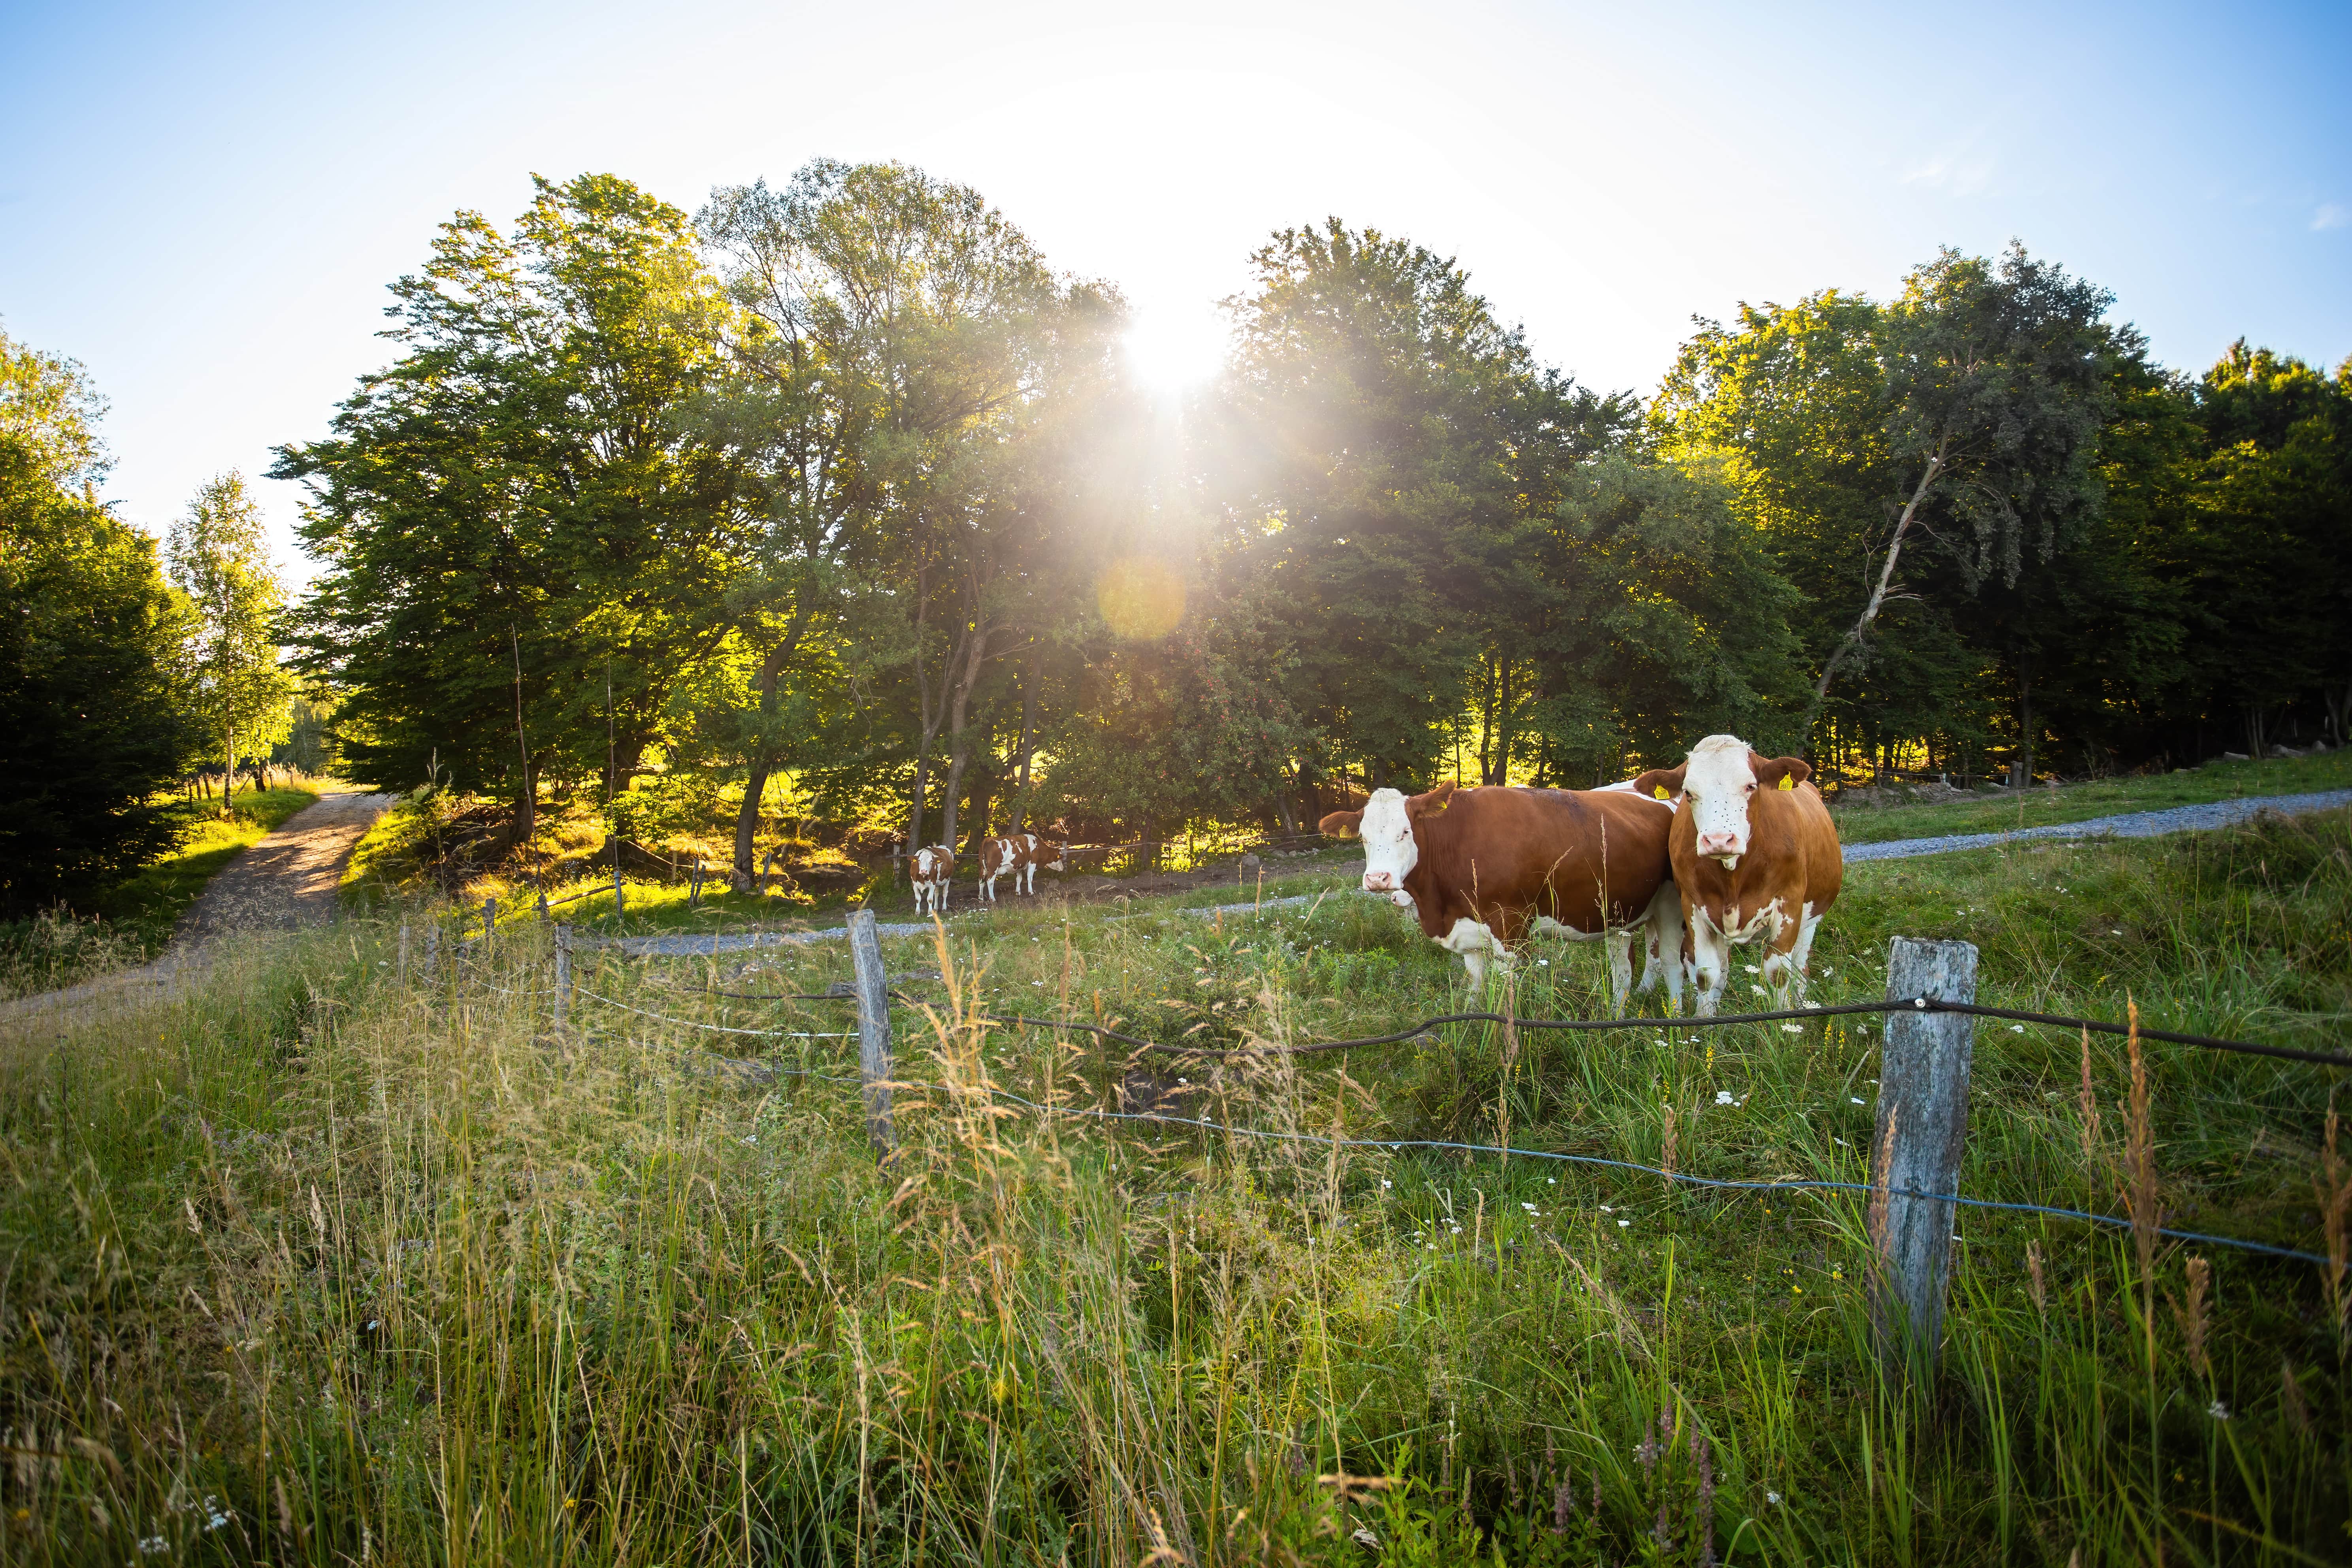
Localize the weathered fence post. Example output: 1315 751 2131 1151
483 897 497 952
424 923 440 976
552 923 573 1027
1871 937 1979 1378
612 861 625 920
848 908 895 1158
397 921 410 988
688 856 705 909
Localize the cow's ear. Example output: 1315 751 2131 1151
1755 755 1813 791
1407 779 1458 820
1318 810 1363 839
1632 765 1687 801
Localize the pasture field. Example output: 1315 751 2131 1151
0 786 319 1000
1828 750 2352 846
2 808 2347 1564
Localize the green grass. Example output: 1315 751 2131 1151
17 805 2343 1562
1831 748 2352 844
0 786 317 999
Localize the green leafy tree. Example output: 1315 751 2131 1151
1215 222 1555 787
0 326 195 907
280 174 752 842
696 161 1089 877
167 472 293 808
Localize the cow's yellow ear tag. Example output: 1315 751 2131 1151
1653 785 1670 799
1778 775 1794 790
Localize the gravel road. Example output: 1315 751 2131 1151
0 790 396 1034
1839 788 2352 862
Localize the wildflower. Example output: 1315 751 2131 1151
1850 1097 1865 1105
1743 964 1760 974
2208 1400 2231 1421
1381 1179 1392 1188
2009 1024 2024 1033
1617 1219 1631 1228
1547 1177 1556 1184
1537 958 1549 966
1781 1023 1803 1033
1766 1491 1783 1506
139 1539 168 1556
1521 1202 1539 1214
1716 1091 1736 1106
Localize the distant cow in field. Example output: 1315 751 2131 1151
977 837 1021 902
912 846 955 916
1318 781 1683 1008
1014 832 1067 894
1633 734 1843 1016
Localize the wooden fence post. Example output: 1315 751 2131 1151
424 923 440 975
848 908 895 1158
483 897 497 952
397 921 410 988
612 861 625 920
688 856 705 909
1871 936 1979 1378
553 923 572 1027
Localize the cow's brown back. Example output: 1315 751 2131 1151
1404 786 1674 944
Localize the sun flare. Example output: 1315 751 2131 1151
1123 307 1227 394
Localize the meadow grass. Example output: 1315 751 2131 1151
0 786 320 999
2 810 2346 1564
1830 750 2352 846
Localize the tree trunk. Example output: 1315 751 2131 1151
730 620 808 891
2011 667 2035 787
1477 654 1499 785
935 606 996 854
222 727 237 818
1491 658 1515 785
1012 645 1041 828
514 763 536 848
1811 447 1947 716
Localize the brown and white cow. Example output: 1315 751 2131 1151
1014 832 1067 895
1633 734 1842 1016
977 837 1021 902
912 845 955 916
1318 781 1683 1007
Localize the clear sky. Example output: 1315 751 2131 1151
4 0 2345 580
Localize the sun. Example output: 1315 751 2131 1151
1123 306 1227 395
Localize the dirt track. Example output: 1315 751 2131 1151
0 790 396 1037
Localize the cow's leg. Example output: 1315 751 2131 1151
1634 882 1684 1013
1605 928 1635 1011
1439 917 1510 989
1688 908 1730 1017
1763 900 1821 1007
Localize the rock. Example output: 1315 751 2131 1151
1238 852 1264 873
2217 751 2250 762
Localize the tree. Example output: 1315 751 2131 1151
167 472 293 808
695 161 1089 880
281 174 754 845
1812 245 2115 724
0 325 195 908
1214 222 1551 787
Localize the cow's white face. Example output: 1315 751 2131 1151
1683 735 1760 869
1357 788 1419 906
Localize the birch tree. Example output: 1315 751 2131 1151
167 471 292 810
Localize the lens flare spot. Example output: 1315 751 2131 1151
1097 557 1185 641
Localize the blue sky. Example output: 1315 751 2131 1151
3 0 2345 578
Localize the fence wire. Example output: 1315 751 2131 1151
502 967 2343 1271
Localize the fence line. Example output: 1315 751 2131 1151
504 961 2342 1271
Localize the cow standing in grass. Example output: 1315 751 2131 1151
1014 832 1067 894
912 846 955 916
977 837 1019 902
1634 734 1843 1016
1318 781 1683 1008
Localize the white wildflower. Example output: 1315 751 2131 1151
1781 1023 1804 1033
1766 1491 1783 1506
1716 1091 1736 1105
1617 1219 1631 1228
2209 1400 2231 1421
